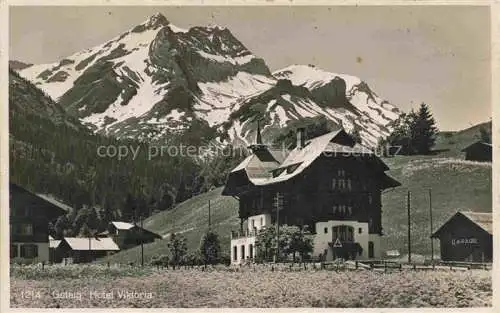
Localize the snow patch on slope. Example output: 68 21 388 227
274 64 361 93
195 72 276 125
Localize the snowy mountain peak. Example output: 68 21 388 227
16 18 401 148
141 12 170 30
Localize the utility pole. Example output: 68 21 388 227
88 235 91 263
274 192 282 263
407 190 412 264
276 194 280 263
141 214 144 267
208 200 211 231
429 189 434 262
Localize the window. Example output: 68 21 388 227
332 178 336 190
20 244 38 258
13 223 33 236
333 204 352 217
338 179 345 189
368 193 373 204
324 227 328 234
358 228 362 234
286 163 301 174
274 192 284 211
10 244 18 258
338 169 346 177
347 179 352 191
332 225 354 242
249 244 254 259
13 207 30 217
251 219 255 229
240 245 245 260
233 246 237 261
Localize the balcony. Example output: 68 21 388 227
230 228 260 239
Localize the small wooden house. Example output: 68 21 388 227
10 183 69 263
57 237 120 263
431 211 492 262
98 221 162 250
461 141 492 162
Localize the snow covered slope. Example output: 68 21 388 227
18 13 400 147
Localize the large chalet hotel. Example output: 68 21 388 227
222 126 401 264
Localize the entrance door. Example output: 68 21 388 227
332 225 355 260
368 241 374 258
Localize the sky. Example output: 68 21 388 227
9 5 491 131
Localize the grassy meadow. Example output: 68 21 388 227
10 264 492 308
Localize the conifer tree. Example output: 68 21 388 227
410 103 438 154
199 231 222 265
168 233 188 268
479 126 491 143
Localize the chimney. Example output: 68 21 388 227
255 119 263 145
296 127 305 149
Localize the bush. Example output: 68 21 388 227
150 254 169 267
10 257 39 265
219 253 231 266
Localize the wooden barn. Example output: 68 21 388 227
461 141 492 162
97 221 162 250
223 127 401 264
56 237 120 263
10 183 69 263
431 211 492 262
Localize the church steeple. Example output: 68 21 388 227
248 119 267 152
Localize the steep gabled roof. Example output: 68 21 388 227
10 183 70 218
111 221 135 230
49 239 62 249
263 130 344 185
431 211 492 238
63 237 120 251
460 211 492 234
461 141 492 152
35 193 73 213
109 221 162 239
222 129 400 195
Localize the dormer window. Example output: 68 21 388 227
273 168 286 177
333 204 352 217
286 163 301 174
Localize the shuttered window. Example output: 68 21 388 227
10 245 18 258
20 244 38 258
12 223 33 236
